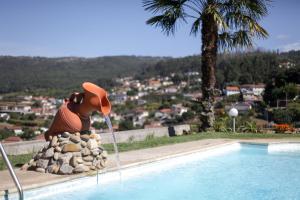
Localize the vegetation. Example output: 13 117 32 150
0 153 33 171
0 51 299 98
143 0 270 130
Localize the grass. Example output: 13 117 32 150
102 132 300 153
1 132 300 170
0 153 33 171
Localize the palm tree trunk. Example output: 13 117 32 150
200 12 218 131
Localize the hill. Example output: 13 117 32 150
0 50 299 97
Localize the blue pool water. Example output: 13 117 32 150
29 143 300 200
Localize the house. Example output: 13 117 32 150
112 94 128 104
279 61 296 69
162 81 174 86
0 102 32 113
132 109 149 127
164 86 178 94
225 86 240 96
155 108 173 122
14 128 23 136
0 113 10 121
148 80 161 90
172 104 188 116
110 112 122 121
240 84 265 96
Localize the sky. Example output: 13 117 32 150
0 0 299 57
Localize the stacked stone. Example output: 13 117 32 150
25 132 108 175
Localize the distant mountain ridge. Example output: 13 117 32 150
0 50 299 97
0 55 165 96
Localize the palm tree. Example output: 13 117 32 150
143 0 269 130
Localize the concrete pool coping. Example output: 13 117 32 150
1 138 300 197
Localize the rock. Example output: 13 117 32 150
49 158 57 165
96 164 102 169
83 162 92 166
21 163 29 170
90 133 101 141
92 159 99 167
51 136 58 147
62 144 81 153
90 166 96 170
100 159 106 167
29 159 35 165
44 147 55 158
73 164 89 173
70 156 78 168
81 147 91 156
80 134 90 142
72 152 81 157
47 164 59 174
101 151 108 159
87 139 98 150
43 142 50 150
55 146 62 152
75 132 80 136
76 157 83 164
36 159 49 169
58 137 68 142
70 135 81 143
58 153 73 165
54 152 59 160
81 141 87 147
62 132 70 138
36 167 46 173
82 156 93 162
59 164 74 175
91 149 100 156
60 140 69 146
31 161 37 167
34 153 43 160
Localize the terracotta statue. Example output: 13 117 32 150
45 82 111 141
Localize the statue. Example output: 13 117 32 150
45 82 111 141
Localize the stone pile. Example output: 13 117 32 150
24 132 108 174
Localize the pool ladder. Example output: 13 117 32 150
0 142 24 200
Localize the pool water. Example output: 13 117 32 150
27 143 300 200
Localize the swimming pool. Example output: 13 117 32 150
11 143 300 200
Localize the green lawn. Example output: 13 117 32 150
1 132 300 171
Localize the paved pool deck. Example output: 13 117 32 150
1 138 300 197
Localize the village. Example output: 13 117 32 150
0 71 270 143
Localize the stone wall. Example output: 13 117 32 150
2 124 190 155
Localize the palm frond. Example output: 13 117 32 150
190 17 201 35
144 0 199 35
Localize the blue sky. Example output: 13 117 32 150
0 0 299 57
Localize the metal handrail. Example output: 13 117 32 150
0 142 24 200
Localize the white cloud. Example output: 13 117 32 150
281 41 300 52
276 34 289 40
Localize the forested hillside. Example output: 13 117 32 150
0 50 299 97
0 56 164 96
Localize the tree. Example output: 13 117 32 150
144 0 269 130
118 120 134 131
20 128 35 140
